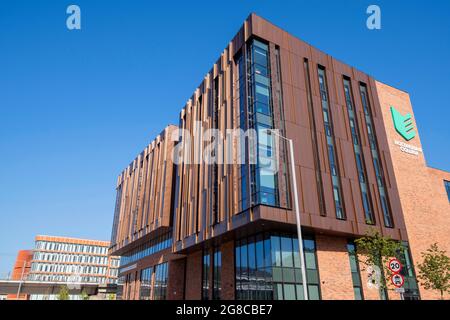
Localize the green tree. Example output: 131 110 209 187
57 285 70 300
355 229 403 298
80 289 89 300
417 243 450 300
107 293 116 300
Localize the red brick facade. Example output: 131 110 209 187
375 81 450 300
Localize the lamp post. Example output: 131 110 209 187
265 129 309 300
16 260 26 299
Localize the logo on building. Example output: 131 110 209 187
391 106 416 141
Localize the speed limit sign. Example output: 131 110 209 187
388 258 403 274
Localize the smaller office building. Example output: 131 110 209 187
19 235 120 300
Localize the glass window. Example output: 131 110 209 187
213 248 222 300
255 236 264 270
398 243 421 300
444 180 450 202
271 236 282 267
254 47 268 65
283 284 296 300
292 239 301 268
255 102 270 115
259 171 276 190
263 237 271 268
152 262 168 300
308 285 320 300
360 84 394 228
254 64 268 77
139 267 153 300
281 237 294 268
255 73 269 87
296 284 304 300
347 241 364 300
248 240 256 274
362 192 374 224
202 251 210 300
275 284 283 300
237 233 320 300
242 38 279 208
354 287 363 300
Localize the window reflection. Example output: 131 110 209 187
235 232 321 300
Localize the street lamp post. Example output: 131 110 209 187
266 130 309 300
16 260 26 299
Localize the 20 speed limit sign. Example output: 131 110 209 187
388 258 403 274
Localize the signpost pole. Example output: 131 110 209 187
16 260 26 299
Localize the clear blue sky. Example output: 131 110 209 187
0 0 449 274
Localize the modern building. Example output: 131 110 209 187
109 14 450 300
6 250 33 300
25 235 120 300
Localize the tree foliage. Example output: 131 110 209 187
57 285 70 300
80 289 89 300
355 229 403 293
417 243 450 300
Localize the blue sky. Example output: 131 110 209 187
0 0 449 274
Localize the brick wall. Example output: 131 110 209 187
185 250 202 300
315 235 354 300
221 241 235 300
167 258 186 300
375 81 450 300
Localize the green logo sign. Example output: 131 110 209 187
391 106 416 141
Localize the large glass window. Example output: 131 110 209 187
343 79 375 225
303 59 326 216
236 51 249 211
243 39 279 208
235 232 321 300
119 231 172 266
397 243 420 300
153 262 168 300
139 267 153 300
318 67 345 220
347 242 364 300
359 84 394 228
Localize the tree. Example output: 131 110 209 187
57 285 70 300
107 293 116 300
417 243 450 300
355 229 403 298
80 289 89 300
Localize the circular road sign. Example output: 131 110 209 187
391 274 405 288
388 258 403 274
